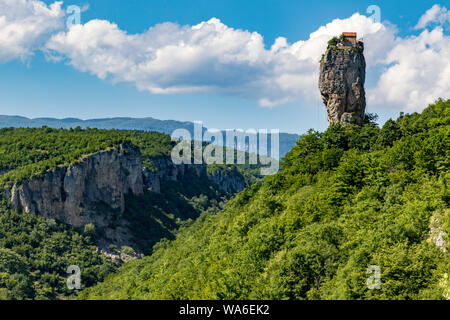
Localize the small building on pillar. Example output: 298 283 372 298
342 32 357 46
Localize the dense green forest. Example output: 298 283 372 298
0 126 265 299
0 125 265 257
0 115 300 159
0 126 265 189
80 99 449 300
0 127 173 188
123 174 228 256
0 202 117 300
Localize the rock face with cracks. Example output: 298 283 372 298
3 144 248 226
7 142 144 228
1 141 249 260
319 42 366 125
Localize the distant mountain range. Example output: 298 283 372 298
0 115 299 159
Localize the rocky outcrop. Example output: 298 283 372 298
430 209 448 253
143 157 247 195
208 167 246 194
7 143 143 228
319 41 366 125
2 142 249 261
142 157 203 193
4 143 248 226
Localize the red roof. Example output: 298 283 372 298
342 32 357 37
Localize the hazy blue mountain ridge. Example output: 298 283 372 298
0 115 299 159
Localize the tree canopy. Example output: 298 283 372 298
79 99 450 300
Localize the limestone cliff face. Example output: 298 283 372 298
2 142 248 260
430 209 449 253
142 157 203 193
319 44 366 125
7 143 143 228
142 157 246 195
208 168 246 194
4 144 248 227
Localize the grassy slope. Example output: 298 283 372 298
80 99 450 300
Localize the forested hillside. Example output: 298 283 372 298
0 115 299 159
0 127 264 299
0 203 117 300
80 99 449 300
0 128 173 188
0 115 197 137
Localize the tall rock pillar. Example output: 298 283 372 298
319 33 366 125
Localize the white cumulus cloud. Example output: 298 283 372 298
45 13 389 107
0 1 447 112
415 4 450 29
0 0 64 62
368 26 450 112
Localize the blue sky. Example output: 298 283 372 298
0 0 448 134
